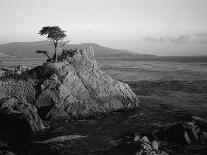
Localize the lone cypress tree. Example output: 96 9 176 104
39 26 67 62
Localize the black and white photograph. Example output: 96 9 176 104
0 0 207 154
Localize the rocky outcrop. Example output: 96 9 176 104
0 47 139 120
133 136 169 155
35 47 139 119
154 116 207 145
35 135 86 144
0 77 42 154
0 97 45 133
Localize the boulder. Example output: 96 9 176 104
0 97 45 133
0 150 15 155
155 116 207 145
134 135 169 155
192 116 207 132
35 47 139 119
158 122 197 144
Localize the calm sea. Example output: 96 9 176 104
1 56 207 81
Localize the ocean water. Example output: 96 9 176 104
1 57 207 154
1 57 207 81
100 60 207 81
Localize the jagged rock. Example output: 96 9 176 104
0 140 8 148
155 116 207 145
192 116 207 132
151 140 159 151
35 135 86 144
156 123 196 144
0 97 45 133
0 150 15 155
134 136 168 155
35 47 139 119
0 47 139 120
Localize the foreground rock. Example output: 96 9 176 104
35 135 86 144
134 136 168 155
0 47 139 153
0 97 45 133
154 116 207 145
0 97 45 154
0 150 15 155
34 47 139 119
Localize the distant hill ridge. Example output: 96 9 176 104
0 41 155 58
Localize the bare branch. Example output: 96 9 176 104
58 40 70 49
36 50 52 60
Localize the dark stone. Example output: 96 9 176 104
192 116 207 132
0 97 45 154
155 117 207 145
0 97 45 133
159 123 187 144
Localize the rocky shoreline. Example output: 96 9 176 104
0 47 139 154
0 48 207 155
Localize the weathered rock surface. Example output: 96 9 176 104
155 116 207 145
0 97 45 133
0 150 15 155
134 136 169 155
35 47 139 119
35 135 86 144
0 47 139 121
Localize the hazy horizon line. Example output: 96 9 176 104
0 40 207 57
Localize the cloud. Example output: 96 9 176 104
143 33 207 44
142 36 167 43
195 33 207 37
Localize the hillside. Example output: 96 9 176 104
0 41 154 58
0 52 10 57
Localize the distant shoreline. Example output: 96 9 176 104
1 56 207 63
96 56 207 62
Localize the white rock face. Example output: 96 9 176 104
35 47 139 119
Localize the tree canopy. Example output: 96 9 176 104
39 26 66 42
38 26 67 62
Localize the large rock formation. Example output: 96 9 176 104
0 47 139 121
0 46 139 154
35 47 139 119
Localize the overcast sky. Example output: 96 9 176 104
0 0 207 56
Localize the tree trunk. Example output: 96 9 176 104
53 42 57 62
